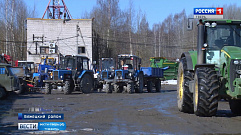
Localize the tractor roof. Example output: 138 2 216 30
64 55 89 59
118 54 139 58
0 63 11 67
203 19 241 24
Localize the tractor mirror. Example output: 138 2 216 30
187 18 193 31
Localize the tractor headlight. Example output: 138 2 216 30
234 60 239 64
60 75 63 79
237 70 241 74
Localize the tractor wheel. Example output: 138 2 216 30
15 83 24 95
193 67 219 117
34 78 38 87
0 88 6 99
114 84 122 93
127 82 134 94
45 83 52 94
135 73 144 93
177 57 194 113
63 81 72 95
105 83 112 93
80 74 93 94
229 100 241 115
147 81 153 93
155 79 161 92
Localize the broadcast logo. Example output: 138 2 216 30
18 123 38 130
194 8 223 19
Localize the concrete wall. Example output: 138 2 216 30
27 18 93 64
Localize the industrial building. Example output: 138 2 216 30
26 18 93 64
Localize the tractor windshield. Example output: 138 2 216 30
61 57 75 70
118 58 133 70
205 24 241 66
206 25 241 50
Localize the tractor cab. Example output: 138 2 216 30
117 54 141 71
59 55 90 79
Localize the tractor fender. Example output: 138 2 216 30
181 51 197 71
194 64 216 71
33 73 40 78
78 70 94 80
134 70 143 81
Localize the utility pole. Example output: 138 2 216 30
33 34 44 54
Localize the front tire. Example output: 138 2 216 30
127 82 134 94
105 83 112 93
45 83 52 94
193 67 219 117
147 81 153 93
63 81 72 95
177 57 194 113
135 73 144 93
155 79 161 92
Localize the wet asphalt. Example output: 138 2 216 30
1 85 241 135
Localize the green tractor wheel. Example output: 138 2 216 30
177 57 194 113
229 100 241 115
80 74 93 94
63 80 72 95
193 67 219 117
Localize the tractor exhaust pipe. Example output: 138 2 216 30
197 19 204 64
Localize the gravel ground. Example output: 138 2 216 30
1 85 241 135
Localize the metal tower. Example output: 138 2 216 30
42 0 72 19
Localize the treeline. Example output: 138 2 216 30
0 0 36 61
0 0 240 66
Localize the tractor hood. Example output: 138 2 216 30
221 46 241 59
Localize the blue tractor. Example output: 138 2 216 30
32 57 56 88
107 54 144 93
96 58 115 91
43 55 94 94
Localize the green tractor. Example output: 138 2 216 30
177 19 241 116
150 57 179 80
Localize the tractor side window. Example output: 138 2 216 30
0 67 5 74
83 59 89 70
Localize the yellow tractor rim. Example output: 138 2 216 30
195 80 198 107
179 71 184 100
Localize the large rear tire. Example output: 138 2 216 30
193 67 219 117
80 74 93 94
229 100 241 115
63 81 72 95
45 83 52 94
177 57 194 113
135 73 144 93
